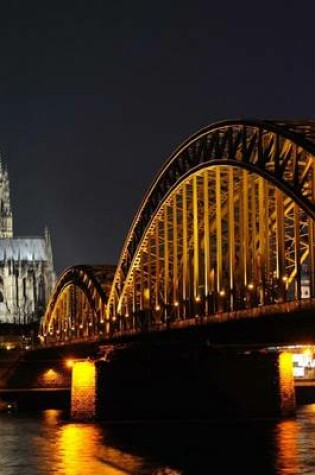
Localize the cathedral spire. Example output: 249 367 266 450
44 226 51 248
0 158 13 238
44 226 55 277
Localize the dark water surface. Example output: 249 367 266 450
1 405 315 474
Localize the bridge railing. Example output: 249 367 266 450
112 298 315 334
41 298 315 347
165 298 315 328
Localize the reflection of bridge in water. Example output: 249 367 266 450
41 119 315 346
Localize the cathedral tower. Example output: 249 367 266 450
0 160 56 325
0 158 13 238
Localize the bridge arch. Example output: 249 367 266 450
107 120 315 333
41 265 115 344
39 120 315 343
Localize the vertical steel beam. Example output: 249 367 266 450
182 184 188 316
172 195 178 306
242 170 249 288
155 221 160 308
310 159 315 298
294 203 302 300
259 177 266 304
276 188 285 279
140 252 144 311
215 167 222 293
147 236 152 311
310 215 315 298
264 182 270 282
250 175 256 286
228 168 235 310
132 270 137 329
193 175 199 299
164 205 169 319
203 170 210 312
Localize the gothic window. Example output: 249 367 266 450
38 275 46 305
23 278 27 299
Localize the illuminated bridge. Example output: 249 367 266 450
41 119 315 347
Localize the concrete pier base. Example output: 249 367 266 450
70 360 96 420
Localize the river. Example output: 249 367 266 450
1 404 315 474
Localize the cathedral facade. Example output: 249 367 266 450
0 162 56 324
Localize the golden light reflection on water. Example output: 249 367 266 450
43 409 60 425
275 418 300 474
42 410 145 474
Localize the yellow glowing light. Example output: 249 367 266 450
58 423 143 474
276 419 298 474
303 347 313 357
65 359 74 369
279 352 296 417
155 305 160 311
6 345 12 351
195 296 201 302
79 324 83 329
174 301 179 307
248 283 254 290
72 361 95 387
279 352 293 375
219 290 225 297
100 319 104 324
42 368 62 385
43 409 60 425
282 275 288 282
71 361 96 420
143 288 150 300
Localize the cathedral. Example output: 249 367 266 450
0 161 56 325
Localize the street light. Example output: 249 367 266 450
65 359 74 369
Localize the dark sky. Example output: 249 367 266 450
0 0 314 276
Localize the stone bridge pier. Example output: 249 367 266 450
70 342 296 421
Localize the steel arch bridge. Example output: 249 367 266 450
41 119 315 345
41 265 115 343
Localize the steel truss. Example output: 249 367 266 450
41 120 315 343
109 167 313 333
41 265 114 344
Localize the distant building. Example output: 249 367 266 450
0 161 56 324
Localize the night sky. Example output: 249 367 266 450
0 0 314 276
